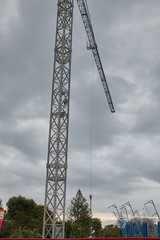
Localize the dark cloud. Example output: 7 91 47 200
1 0 160 225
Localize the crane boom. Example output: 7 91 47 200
77 0 115 113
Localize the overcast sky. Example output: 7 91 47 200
1 0 160 226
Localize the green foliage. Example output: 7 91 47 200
65 220 73 238
66 189 102 238
7 196 36 219
72 223 87 238
103 224 123 237
0 195 44 238
67 189 92 237
65 220 88 238
0 219 14 238
32 204 44 233
68 189 92 223
90 218 102 237
10 226 41 238
0 193 123 238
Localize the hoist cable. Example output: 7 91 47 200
89 57 94 212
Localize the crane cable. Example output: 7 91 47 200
89 56 94 212
85 0 94 213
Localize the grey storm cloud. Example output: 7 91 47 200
1 0 160 225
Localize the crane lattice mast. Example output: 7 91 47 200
43 0 115 238
43 0 74 238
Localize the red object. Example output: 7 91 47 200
0 238 160 240
0 210 5 232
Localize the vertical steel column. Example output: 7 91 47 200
43 0 74 238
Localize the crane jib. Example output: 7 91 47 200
77 0 115 113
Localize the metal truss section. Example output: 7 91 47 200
77 0 115 113
43 0 74 238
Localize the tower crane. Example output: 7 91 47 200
43 0 115 238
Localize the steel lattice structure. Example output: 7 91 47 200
43 0 115 238
77 0 115 113
43 0 74 238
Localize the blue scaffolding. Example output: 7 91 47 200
118 218 160 237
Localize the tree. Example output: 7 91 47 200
67 189 92 223
65 219 88 238
103 224 122 237
7 195 36 219
0 219 14 238
66 189 102 237
1 195 44 238
90 218 102 237
10 227 41 238
66 189 92 237
1 193 103 238
6 196 37 230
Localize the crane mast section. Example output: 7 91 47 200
43 0 74 238
77 0 115 113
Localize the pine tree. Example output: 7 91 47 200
68 189 92 223
66 189 92 237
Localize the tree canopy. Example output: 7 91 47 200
0 196 44 238
66 189 102 238
0 192 122 238
103 224 123 237
67 189 92 223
